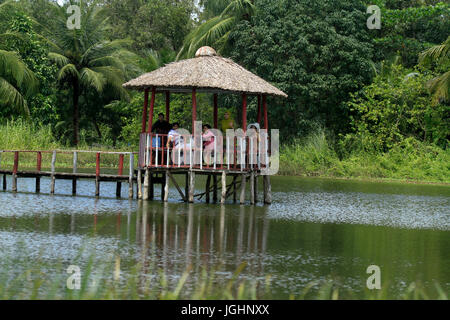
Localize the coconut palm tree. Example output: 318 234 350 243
40 0 135 145
419 36 450 104
0 0 38 115
0 50 38 115
177 0 255 59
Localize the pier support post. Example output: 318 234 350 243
95 152 100 197
233 175 237 203
240 174 247 205
213 174 218 203
221 171 227 204
72 152 77 195
12 151 18 193
185 172 189 203
188 171 195 203
50 151 56 195
129 154 134 199
36 152 42 193
143 169 149 201
116 154 124 198
254 175 258 204
263 175 272 204
2 174 6 191
137 169 142 199
205 174 211 203
164 171 169 202
250 172 255 205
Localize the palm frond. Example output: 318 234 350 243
0 77 29 115
56 63 79 82
221 0 255 18
0 50 38 94
419 36 450 67
48 52 70 67
79 67 106 93
427 70 450 104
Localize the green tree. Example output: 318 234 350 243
344 65 449 151
177 0 255 59
228 0 375 138
40 0 135 145
419 36 450 104
0 1 38 115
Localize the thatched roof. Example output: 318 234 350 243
123 47 287 98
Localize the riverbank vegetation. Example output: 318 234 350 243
0 0 449 183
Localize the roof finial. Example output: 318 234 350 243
195 46 217 57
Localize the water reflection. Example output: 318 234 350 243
131 202 270 283
0 176 448 298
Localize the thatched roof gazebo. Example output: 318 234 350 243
123 46 287 133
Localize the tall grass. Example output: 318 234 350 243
0 258 447 300
279 129 450 183
0 119 62 151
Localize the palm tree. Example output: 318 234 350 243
0 0 38 115
40 0 135 145
419 36 450 104
0 50 38 115
177 0 255 59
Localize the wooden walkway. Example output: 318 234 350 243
0 150 272 205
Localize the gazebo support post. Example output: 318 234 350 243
143 169 149 201
263 175 272 204
192 88 197 133
213 94 218 129
166 91 170 122
240 173 247 205
242 93 247 131
257 95 262 125
137 169 142 199
141 89 149 133
213 174 218 202
188 171 195 203
263 95 268 130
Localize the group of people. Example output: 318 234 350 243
149 111 261 166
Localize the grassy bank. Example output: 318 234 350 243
280 130 450 184
1 121 449 183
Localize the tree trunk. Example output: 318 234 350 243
73 80 80 146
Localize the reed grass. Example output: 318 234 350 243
279 129 450 184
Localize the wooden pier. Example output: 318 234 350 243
0 149 272 205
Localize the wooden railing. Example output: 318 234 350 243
138 132 270 171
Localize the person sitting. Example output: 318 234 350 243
167 123 190 165
202 124 215 166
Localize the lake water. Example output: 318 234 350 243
0 175 449 299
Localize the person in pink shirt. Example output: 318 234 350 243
202 124 215 165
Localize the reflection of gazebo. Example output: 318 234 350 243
123 46 287 205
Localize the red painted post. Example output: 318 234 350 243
257 95 262 125
263 95 268 130
242 94 247 131
37 152 42 171
13 151 19 174
141 88 149 133
147 87 156 133
165 91 170 123
96 153 100 177
213 94 218 129
118 154 124 176
192 88 197 133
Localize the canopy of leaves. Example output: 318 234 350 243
228 0 375 139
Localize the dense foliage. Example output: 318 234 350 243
0 0 448 181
